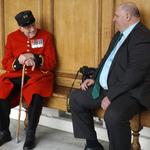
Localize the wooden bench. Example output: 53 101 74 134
0 69 149 150
46 77 150 150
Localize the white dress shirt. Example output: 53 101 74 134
99 21 139 90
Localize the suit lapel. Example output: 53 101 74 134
94 32 120 79
107 22 143 79
108 37 129 75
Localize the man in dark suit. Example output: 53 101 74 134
70 2 150 150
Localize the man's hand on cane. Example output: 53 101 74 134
24 58 35 71
18 53 35 71
18 53 34 64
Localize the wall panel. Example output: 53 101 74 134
43 0 54 33
54 0 102 74
0 0 4 64
101 0 115 57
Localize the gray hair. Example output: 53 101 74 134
120 2 140 18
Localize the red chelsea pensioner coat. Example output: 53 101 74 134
0 29 56 107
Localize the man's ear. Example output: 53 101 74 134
126 13 132 21
19 26 23 32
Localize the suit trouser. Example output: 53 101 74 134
70 87 144 150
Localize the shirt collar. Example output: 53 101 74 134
122 21 140 38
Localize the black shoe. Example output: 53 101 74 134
0 131 11 146
23 132 35 150
84 143 104 150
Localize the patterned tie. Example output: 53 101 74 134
91 33 123 100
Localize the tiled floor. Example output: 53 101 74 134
0 119 109 150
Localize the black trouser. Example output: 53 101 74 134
70 87 103 140
0 77 43 134
0 99 10 132
0 77 24 132
70 87 144 150
27 94 43 135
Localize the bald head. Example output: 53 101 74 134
113 2 140 32
119 2 140 18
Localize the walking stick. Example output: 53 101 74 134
16 64 25 143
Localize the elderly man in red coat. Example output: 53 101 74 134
0 10 56 149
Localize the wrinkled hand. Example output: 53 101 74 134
24 58 35 71
101 96 111 110
80 79 95 91
18 53 34 64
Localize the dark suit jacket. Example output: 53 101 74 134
95 22 150 109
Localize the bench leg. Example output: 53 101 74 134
130 115 142 150
132 130 141 150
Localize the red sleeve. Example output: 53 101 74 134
2 34 16 71
41 33 57 71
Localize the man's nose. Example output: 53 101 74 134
29 26 35 32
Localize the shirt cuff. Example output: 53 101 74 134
12 58 22 71
33 54 43 67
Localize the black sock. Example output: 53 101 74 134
86 139 100 147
